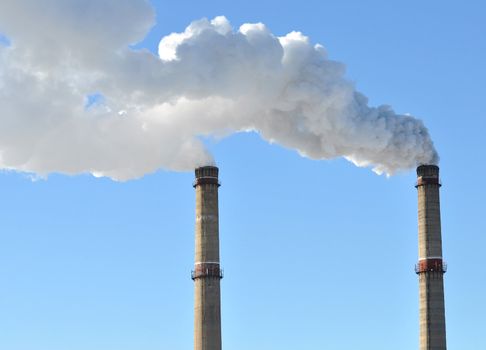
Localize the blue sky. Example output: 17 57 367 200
1 1 485 349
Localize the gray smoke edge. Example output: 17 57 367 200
0 0 438 181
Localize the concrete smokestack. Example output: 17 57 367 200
415 165 447 350
192 166 223 350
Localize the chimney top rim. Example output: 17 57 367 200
416 164 439 177
194 165 219 180
195 165 219 170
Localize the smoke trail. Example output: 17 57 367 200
0 0 438 180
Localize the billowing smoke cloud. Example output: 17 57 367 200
0 0 438 180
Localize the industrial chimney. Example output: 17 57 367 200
415 165 447 350
192 166 223 350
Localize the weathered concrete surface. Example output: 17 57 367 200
193 166 222 350
416 165 447 350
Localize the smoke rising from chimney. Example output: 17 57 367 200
0 1 438 180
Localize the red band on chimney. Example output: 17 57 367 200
191 263 223 280
415 258 447 274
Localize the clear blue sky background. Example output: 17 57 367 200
1 1 485 349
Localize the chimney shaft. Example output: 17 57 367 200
192 166 223 350
415 165 447 350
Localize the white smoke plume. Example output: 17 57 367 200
0 0 438 180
